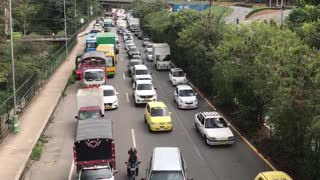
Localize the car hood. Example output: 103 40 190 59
136 90 156 96
172 76 186 80
103 95 117 103
205 128 234 139
150 116 172 123
179 96 196 102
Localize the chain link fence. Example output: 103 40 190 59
0 18 93 142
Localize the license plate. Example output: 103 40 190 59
143 99 150 102
160 126 165 130
105 105 111 109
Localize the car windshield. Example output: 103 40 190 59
136 69 148 75
105 57 114 67
130 48 139 52
104 89 115 96
86 42 96 48
147 44 152 48
84 71 104 81
129 61 142 66
149 171 184 180
172 70 185 77
78 111 100 120
151 108 169 117
205 118 227 128
147 51 153 55
80 168 112 180
137 83 152 90
144 38 150 41
179 89 195 97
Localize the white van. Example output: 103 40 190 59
141 147 193 180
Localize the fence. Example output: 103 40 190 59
0 18 94 142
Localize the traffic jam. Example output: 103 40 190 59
72 8 292 180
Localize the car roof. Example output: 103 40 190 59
258 171 292 180
133 64 147 69
136 79 152 84
101 85 115 90
171 68 183 72
129 59 143 62
200 111 222 118
148 101 167 108
152 147 182 171
177 85 192 90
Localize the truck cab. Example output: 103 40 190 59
76 88 104 120
77 107 103 120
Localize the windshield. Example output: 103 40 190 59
78 111 100 120
150 171 184 180
105 56 114 67
129 61 142 66
151 108 169 117
80 168 112 180
84 71 104 81
205 118 228 128
86 42 96 49
179 89 195 97
104 89 115 96
135 69 148 75
130 48 139 52
147 51 153 55
173 71 184 77
147 44 152 48
137 83 152 90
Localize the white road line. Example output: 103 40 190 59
68 159 74 180
121 56 123 62
126 92 129 103
131 128 137 148
123 73 126 80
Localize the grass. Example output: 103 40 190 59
30 135 48 161
67 70 77 86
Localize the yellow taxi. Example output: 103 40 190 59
144 101 173 132
255 171 293 180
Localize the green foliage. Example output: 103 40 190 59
30 135 48 161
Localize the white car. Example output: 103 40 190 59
133 80 157 105
194 112 235 145
124 35 133 41
132 65 152 82
145 43 153 52
169 68 187 86
146 49 153 62
174 85 198 109
101 85 119 110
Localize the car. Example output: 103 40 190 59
124 35 133 42
130 54 142 60
142 38 151 47
134 30 141 36
126 44 136 51
137 32 144 39
128 47 141 58
133 80 157 105
254 171 293 180
115 36 119 44
194 111 235 145
144 101 172 132
131 64 152 82
89 29 101 34
128 59 144 76
146 49 153 62
141 147 193 180
169 68 187 86
145 42 152 52
174 85 198 109
93 26 104 33
101 85 119 110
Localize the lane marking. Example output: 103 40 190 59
123 73 126 80
68 159 74 180
121 56 123 62
170 63 276 171
126 92 129 103
131 128 137 148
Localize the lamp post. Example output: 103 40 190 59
75 0 77 31
9 0 19 133
280 0 284 24
64 0 68 56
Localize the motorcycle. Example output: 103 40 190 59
125 161 141 180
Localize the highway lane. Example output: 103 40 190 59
25 27 270 180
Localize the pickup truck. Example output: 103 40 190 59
194 112 235 145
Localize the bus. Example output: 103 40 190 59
96 44 117 77
85 33 97 52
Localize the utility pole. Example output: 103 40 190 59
269 0 272 7
75 0 77 32
64 0 68 57
9 0 19 133
280 0 284 24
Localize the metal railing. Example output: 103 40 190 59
0 18 93 142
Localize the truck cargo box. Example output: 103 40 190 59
76 88 104 116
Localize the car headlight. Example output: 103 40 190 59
167 121 172 125
113 99 118 103
151 122 157 125
228 136 234 140
209 137 217 141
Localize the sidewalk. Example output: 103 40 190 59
0 21 94 180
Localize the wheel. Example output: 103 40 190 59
144 115 147 123
195 123 198 130
204 135 208 144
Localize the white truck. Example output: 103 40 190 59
128 18 140 32
117 19 127 29
152 43 172 70
76 88 104 120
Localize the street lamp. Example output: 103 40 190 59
64 0 68 56
9 0 19 133
280 0 284 24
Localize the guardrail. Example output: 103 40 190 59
0 18 93 142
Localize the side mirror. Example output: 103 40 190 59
150 72 152 74
75 116 78 119
101 114 104 117
113 170 118 175
195 93 198 96
169 112 172 115
154 87 157 89
115 92 119 95
184 73 187 76
227 123 231 127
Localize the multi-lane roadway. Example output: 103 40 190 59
25 26 271 180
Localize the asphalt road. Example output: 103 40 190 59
25 27 271 180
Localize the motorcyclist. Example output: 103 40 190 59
127 148 139 176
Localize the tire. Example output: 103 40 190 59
204 135 208 144
144 115 147 123
195 123 198 131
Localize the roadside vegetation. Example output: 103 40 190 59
30 135 48 161
132 0 320 179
